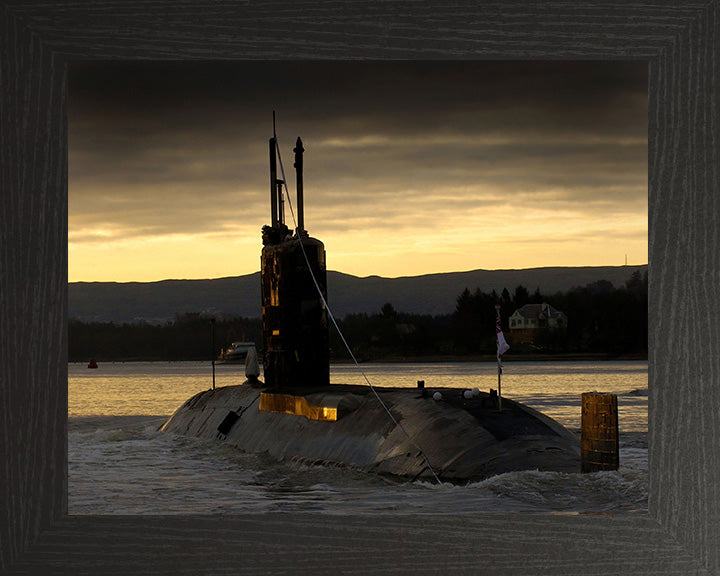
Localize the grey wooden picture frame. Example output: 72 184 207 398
1 1 717 574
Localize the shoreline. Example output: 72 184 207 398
70 352 648 365
332 352 648 364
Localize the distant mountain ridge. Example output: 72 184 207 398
69 265 648 324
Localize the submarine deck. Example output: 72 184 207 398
161 382 581 483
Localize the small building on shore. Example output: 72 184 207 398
509 303 567 344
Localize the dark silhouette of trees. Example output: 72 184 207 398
329 304 452 361
449 269 647 357
513 285 530 308
69 314 262 362
451 288 497 354
69 270 647 362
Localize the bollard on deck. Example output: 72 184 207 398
581 392 619 473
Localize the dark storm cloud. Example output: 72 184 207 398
69 60 646 248
69 60 646 135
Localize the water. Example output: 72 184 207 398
68 361 648 515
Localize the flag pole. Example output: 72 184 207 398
210 317 216 390
496 304 502 411
495 303 510 412
497 361 502 412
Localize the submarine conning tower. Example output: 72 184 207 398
261 134 329 388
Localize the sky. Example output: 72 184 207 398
68 61 648 283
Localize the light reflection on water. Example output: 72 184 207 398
69 360 648 430
68 361 648 515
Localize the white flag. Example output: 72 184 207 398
496 316 510 358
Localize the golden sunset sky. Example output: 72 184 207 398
68 61 647 282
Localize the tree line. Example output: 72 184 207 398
69 271 647 362
69 313 262 362
446 269 647 358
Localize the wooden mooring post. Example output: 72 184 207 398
581 392 619 472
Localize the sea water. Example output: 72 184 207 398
68 361 648 515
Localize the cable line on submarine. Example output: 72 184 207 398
270 113 442 484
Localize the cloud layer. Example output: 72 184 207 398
69 61 647 281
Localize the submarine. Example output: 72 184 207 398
161 129 581 483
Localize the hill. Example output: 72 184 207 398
69 265 648 324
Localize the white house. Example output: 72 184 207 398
509 303 567 343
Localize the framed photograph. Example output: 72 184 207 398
1 2 717 574
65 59 648 514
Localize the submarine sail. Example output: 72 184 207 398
261 135 329 389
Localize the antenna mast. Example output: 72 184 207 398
294 137 305 234
269 111 285 227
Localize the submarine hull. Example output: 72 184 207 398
161 383 581 483
162 131 581 483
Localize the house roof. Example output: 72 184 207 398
512 303 564 320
